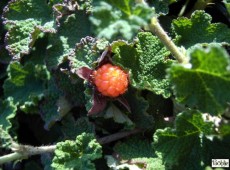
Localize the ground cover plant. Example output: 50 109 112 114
0 0 230 169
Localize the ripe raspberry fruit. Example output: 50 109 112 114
93 63 128 97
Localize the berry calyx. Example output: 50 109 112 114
93 63 128 97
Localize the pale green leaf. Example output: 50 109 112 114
52 133 102 170
89 1 154 40
2 0 56 58
113 32 172 98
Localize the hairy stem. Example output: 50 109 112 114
149 17 188 64
0 129 141 165
0 152 26 165
0 144 56 165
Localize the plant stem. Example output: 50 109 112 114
0 152 26 165
0 144 56 165
98 128 141 144
0 129 141 165
149 17 188 64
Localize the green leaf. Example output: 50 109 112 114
2 0 56 58
0 97 17 132
89 1 154 40
219 119 230 136
168 44 230 115
68 37 102 72
153 110 217 169
40 78 71 130
124 89 154 129
3 62 49 109
113 136 164 170
53 70 86 106
114 136 155 160
52 133 102 170
224 0 230 14
61 115 94 140
113 32 172 98
151 0 177 15
172 10 230 48
0 125 13 148
107 0 132 16
104 103 134 128
46 11 91 70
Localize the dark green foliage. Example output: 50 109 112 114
3 62 49 109
173 10 230 48
0 0 230 169
153 110 229 169
168 44 230 115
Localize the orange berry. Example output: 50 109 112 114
93 63 128 97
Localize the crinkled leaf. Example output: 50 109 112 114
104 103 134 128
2 0 56 58
124 89 154 129
52 133 102 170
69 37 104 73
114 136 155 160
153 110 215 169
61 115 94 140
173 10 230 48
113 32 172 98
151 0 177 15
89 1 154 40
46 11 91 70
0 125 13 148
145 157 165 170
3 62 49 109
0 97 17 132
168 44 230 115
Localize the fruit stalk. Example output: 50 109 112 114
149 17 188 64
